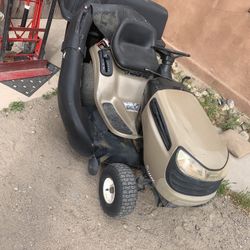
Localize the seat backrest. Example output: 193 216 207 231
114 20 156 48
112 19 159 73
59 0 168 39
102 0 168 40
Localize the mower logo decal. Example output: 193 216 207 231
123 102 141 113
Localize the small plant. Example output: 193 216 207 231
219 111 241 131
9 101 25 112
217 181 250 213
230 191 250 212
199 93 220 123
217 180 231 196
42 88 58 100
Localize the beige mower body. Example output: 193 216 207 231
142 90 228 206
90 44 229 207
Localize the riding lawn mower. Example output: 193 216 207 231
57 0 229 217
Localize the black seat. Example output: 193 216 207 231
102 0 168 40
112 19 159 73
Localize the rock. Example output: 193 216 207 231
14 187 18 191
214 93 222 99
236 126 243 133
201 90 209 96
239 115 250 124
227 99 235 109
199 97 205 103
222 104 230 111
191 87 197 93
215 126 223 134
241 123 250 131
194 92 201 97
217 98 226 106
221 130 250 158
240 131 250 141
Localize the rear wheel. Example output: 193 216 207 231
99 163 137 217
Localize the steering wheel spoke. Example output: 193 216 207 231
153 45 190 58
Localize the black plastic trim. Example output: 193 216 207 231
150 98 172 150
102 103 133 135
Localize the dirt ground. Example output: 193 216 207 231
0 97 249 250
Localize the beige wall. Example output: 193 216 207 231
155 0 250 115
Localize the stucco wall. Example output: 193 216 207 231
155 0 250 115
1 0 250 113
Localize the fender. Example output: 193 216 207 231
58 6 94 156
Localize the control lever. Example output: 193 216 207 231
98 49 113 77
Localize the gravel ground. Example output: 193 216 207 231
0 97 249 250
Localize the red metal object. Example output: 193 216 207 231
0 60 51 81
0 0 57 81
0 0 45 60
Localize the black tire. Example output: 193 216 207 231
99 163 137 217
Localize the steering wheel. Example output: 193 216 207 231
153 45 190 59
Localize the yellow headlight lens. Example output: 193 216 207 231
176 150 220 181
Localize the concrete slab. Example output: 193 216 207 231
226 154 250 192
0 19 66 110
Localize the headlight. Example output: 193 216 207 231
176 150 221 181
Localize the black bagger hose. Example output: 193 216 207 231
58 6 94 157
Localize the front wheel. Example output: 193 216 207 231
99 163 137 217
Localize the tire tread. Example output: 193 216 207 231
99 163 137 217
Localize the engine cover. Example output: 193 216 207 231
142 89 228 184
